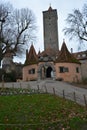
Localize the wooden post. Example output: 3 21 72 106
63 90 65 99
53 88 55 95
83 95 87 108
73 92 76 102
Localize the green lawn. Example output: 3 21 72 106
0 94 87 130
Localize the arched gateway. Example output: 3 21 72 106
37 62 56 80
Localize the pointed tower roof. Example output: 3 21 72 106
24 44 38 65
38 49 41 56
55 40 80 64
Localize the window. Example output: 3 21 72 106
59 67 64 73
76 67 79 73
29 68 35 74
64 67 69 72
78 54 80 58
82 54 86 57
59 67 69 73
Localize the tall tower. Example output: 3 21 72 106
43 6 59 51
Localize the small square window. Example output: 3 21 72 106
64 67 69 72
59 67 69 73
82 54 86 57
29 68 35 74
59 67 64 73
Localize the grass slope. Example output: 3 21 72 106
0 94 87 130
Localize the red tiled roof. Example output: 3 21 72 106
55 41 80 64
73 50 87 60
24 44 38 65
39 47 58 57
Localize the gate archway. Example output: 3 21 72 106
46 66 52 78
37 63 56 80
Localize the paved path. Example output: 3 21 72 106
0 80 87 106
35 80 87 106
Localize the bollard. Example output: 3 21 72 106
83 95 87 109
53 88 55 95
63 90 65 99
73 92 76 102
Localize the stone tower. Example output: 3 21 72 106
43 6 59 51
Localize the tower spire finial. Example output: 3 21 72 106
63 39 65 43
48 4 52 11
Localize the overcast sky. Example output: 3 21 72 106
2 0 87 62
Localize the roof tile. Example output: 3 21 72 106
55 41 80 64
24 44 38 65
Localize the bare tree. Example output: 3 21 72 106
0 3 12 62
63 4 87 43
0 2 36 64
